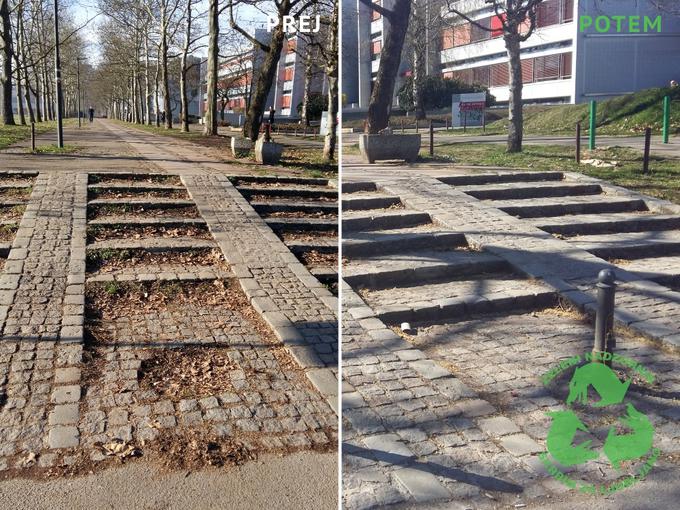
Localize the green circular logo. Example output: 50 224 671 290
540 353 660 495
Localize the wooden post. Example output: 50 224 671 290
401 119 404 133
31 122 36 152
445 117 449 131
463 111 467 133
429 120 434 157
576 121 581 164
482 110 486 133
643 127 652 174
415 119 419 133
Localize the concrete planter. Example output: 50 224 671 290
359 133 421 164
231 136 253 158
254 137 284 165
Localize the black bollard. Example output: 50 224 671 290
593 269 616 366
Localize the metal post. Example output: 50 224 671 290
576 121 581 164
663 95 670 144
77 57 82 128
593 269 616 365
589 100 596 150
54 0 64 148
415 119 418 133
463 111 467 133
31 122 35 152
482 109 486 133
401 119 404 134
445 117 448 131
643 127 652 174
429 120 434 157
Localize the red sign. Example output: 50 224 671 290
460 101 486 111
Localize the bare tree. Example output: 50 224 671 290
1 0 15 124
445 0 544 152
203 0 218 135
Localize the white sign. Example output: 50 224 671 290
452 92 486 128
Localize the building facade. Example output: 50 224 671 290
342 0 680 109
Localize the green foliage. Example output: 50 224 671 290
397 76 495 112
297 94 328 120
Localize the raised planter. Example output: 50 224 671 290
359 133 421 164
254 135 284 165
231 136 253 158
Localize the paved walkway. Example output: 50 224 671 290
342 164 680 508
0 121 337 506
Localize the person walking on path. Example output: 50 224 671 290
88 107 95 123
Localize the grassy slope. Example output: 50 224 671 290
489 87 680 135
0 121 63 150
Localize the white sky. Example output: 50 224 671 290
71 0 269 65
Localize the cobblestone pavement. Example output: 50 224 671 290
0 121 338 482
342 168 679 509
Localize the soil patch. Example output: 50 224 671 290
88 224 211 243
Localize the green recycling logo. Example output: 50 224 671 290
540 353 661 495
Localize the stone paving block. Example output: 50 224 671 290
48 426 80 449
362 434 415 465
409 359 450 380
500 433 544 456
54 367 81 384
478 416 521 437
457 399 496 418
51 385 81 404
393 467 451 503
48 404 80 425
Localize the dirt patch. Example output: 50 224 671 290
90 174 182 186
279 231 337 243
139 347 237 399
248 194 336 203
0 187 31 200
266 210 337 219
86 248 227 273
88 204 201 220
0 224 17 241
88 224 211 243
300 251 338 268
0 205 26 221
90 189 189 200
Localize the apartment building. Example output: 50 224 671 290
200 29 326 123
343 0 680 109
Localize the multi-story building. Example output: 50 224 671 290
200 29 326 124
343 0 680 108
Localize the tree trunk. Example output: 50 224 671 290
15 63 25 125
243 23 285 141
366 0 411 133
323 1 339 161
180 2 192 133
144 35 151 124
203 0 218 136
410 1 426 120
154 47 161 127
161 22 172 129
300 51 312 126
505 34 523 153
0 0 15 125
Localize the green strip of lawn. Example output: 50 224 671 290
0 121 62 150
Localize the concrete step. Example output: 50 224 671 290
343 210 431 232
236 185 337 199
462 182 602 201
344 250 508 289
251 200 337 215
570 230 680 259
359 275 557 325
309 266 338 281
0 183 32 190
88 237 216 252
495 196 647 218
439 171 564 187
343 228 467 258
230 175 329 187
342 194 402 211
88 265 232 283
533 212 680 236
342 181 377 193
615 255 680 285
266 217 337 233
0 201 27 208
285 237 338 254
89 217 206 227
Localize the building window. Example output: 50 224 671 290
371 0 381 21
560 52 572 79
281 95 292 108
283 67 294 81
562 0 574 23
287 39 297 53
453 23 471 46
521 59 534 83
534 54 561 81
371 40 382 56
491 15 504 38
490 62 508 87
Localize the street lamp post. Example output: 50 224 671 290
54 0 64 147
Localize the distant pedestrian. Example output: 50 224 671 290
268 106 275 126
161 111 166 123
88 107 95 123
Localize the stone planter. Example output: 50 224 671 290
255 136 284 165
359 133 421 164
231 136 253 158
